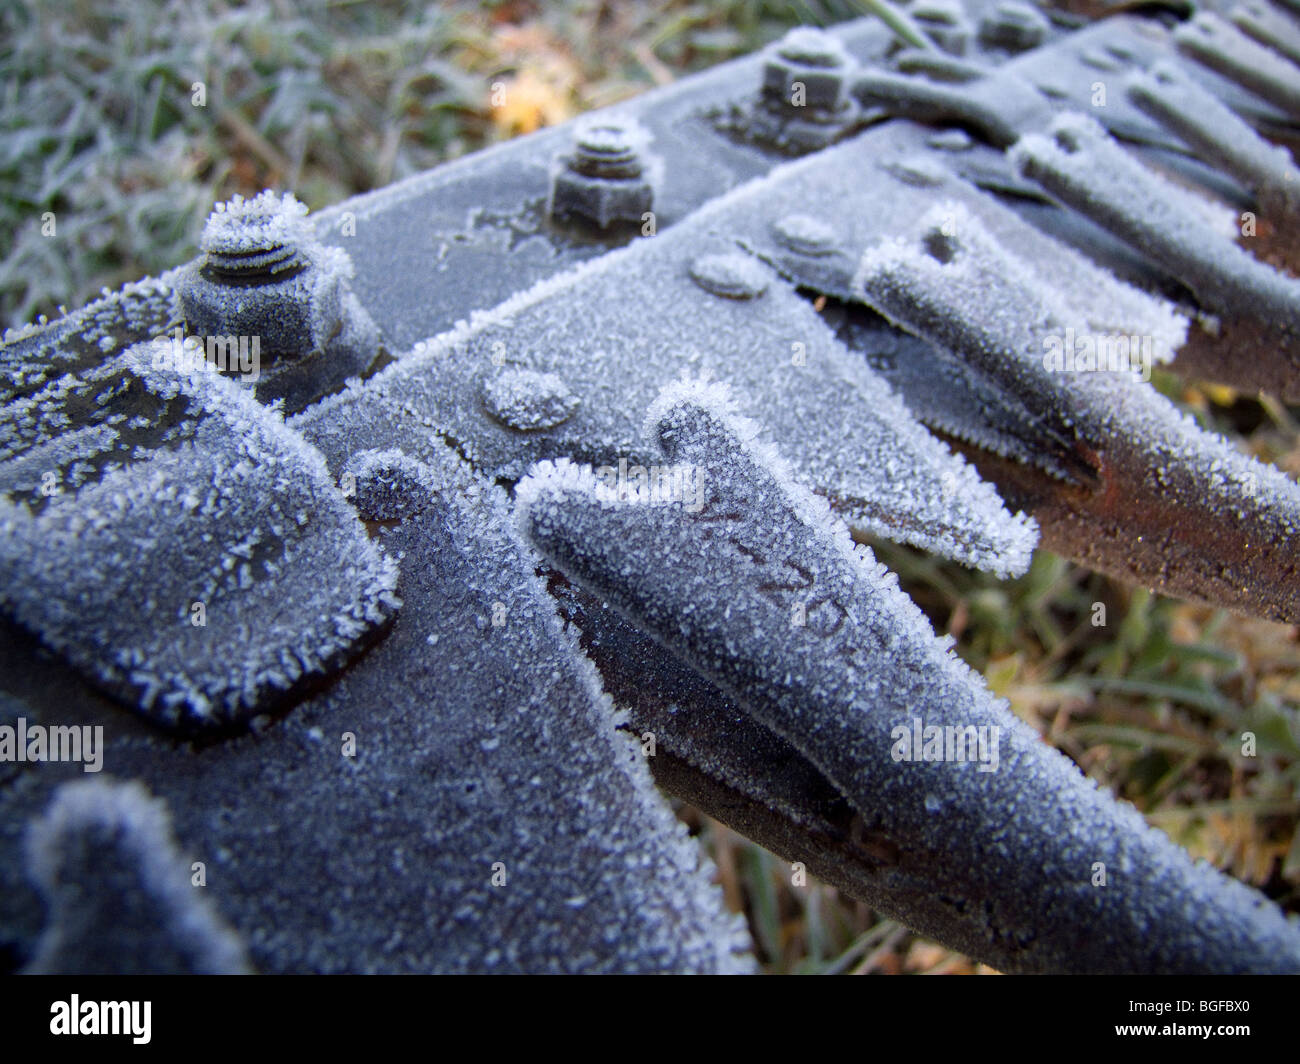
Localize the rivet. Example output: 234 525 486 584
482 368 580 431
882 156 948 188
688 253 770 299
1080 48 1123 72
772 214 837 256
927 129 974 152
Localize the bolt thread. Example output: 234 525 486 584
202 244 306 285
198 192 311 286
570 125 644 179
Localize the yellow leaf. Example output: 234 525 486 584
491 70 573 136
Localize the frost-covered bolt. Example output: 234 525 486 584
977 1 1049 53
176 191 379 411
178 192 340 355
762 27 854 113
550 121 655 230
912 0 972 56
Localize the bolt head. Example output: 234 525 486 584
198 191 311 282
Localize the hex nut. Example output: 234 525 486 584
178 265 343 358
178 192 343 356
550 121 655 230
551 170 654 229
913 0 972 56
762 27 853 113
978 1 1049 52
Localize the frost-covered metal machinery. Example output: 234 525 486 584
4 0 1300 973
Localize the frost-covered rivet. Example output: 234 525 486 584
689 253 770 299
482 368 580 431
882 156 948 188
1080 48 1123 71
772 214 837 256
977 1 1048 53
927 128 973 152
342 449 439 523
550 120 655 230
